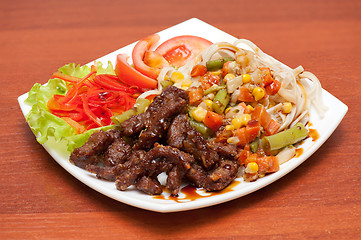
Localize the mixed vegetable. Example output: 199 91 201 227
25 33 318 183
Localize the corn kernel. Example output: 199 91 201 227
245 162 259 174
242 74 252 83
227 136 239 145
282 102 292 114
182 78 193 87
232 114 251 129
203 99 213 111
192 107 207 122
170 71 185 83
211 70 222 76
224 73 236 81
246 105 254 112
252 87 265 101
225 107 232 114
225 125 235 131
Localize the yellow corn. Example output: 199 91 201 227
225 124 235 131
227 136 239 145
211 70 222 76
170 71 185 83
192 107 207 122
252 87 265 101
245 162 259 174
282 102 292 114
203 99 213 111
246 105 254 112
232 114 251 129
225 107 232 114
182 78 193 88
224 73 236 82
242 74 252 83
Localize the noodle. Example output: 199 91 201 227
154 38 326 133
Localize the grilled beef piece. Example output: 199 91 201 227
120 86 189 150
104 138 132 166
115 144 194 196
186 160 239 191
167 114 240 191
135 176 163 195
70 129 118 169
210 142 239 161
167 114 219 170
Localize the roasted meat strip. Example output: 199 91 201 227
120 86 189 150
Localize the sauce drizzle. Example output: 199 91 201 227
153 180 241 202
309 128 320 141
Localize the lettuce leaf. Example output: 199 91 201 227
25 61 116 153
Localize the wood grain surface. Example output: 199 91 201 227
1 0 360 239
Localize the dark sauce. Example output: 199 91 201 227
295 148 303 157
153 180 241 202
309 128 320 142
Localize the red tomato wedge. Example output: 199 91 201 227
132 34 167 80
155 35 212 68
115 53 158 89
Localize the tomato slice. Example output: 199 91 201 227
115 53 157 89
155 35 212 67
132 34 164 80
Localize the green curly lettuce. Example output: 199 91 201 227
25 61 116 153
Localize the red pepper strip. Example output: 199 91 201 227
61 117 86 134
52 72 81 83
81 95 104 127
59 72 96 104
93 74 135 93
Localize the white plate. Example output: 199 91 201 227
18 18 348 213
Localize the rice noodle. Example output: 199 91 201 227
154 38 327 133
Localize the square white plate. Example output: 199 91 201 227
18 18 348 213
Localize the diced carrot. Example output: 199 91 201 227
199 72 220 90
252 105 271 126
188 86 203 106
257 156 279 173
238 148 251 165
238 102 250 114
266 119 280 135
252 105 280 135
235 127 248 146
191 64 207 77
203 111 223 131
260 67 274 86
245 120 260 142
265 79 281 95
221 61 232 77
238 86 255 102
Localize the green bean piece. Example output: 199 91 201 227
190 120 213 138
134 98 150 114
203 85 225 96
206 57 234 71
111 109 136 125
249 138 259 153
262 123 309 151
212 89 230 114
111 98 150 125
160 79 173 89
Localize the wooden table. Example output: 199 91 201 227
1 0 360 239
